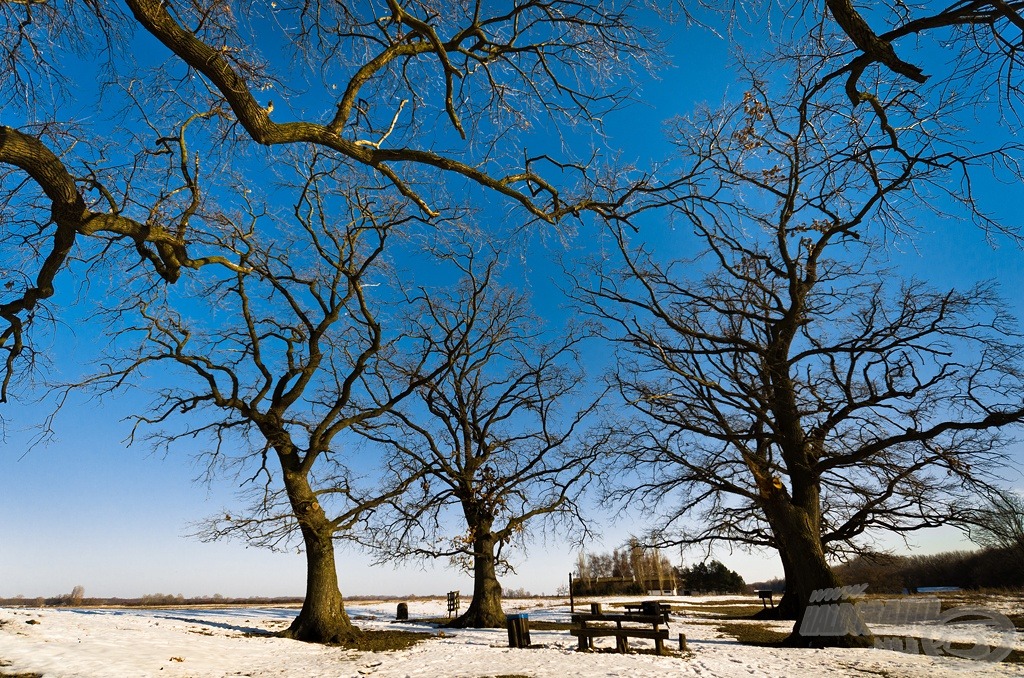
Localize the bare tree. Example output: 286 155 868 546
1 0 659 404
576 57 1024 644
77 158 455 643
968 490 1024 558
354 244 607 628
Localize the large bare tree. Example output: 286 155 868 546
78 158 456 643
577 57 1024 644
355 244 607 628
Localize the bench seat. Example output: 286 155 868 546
569 627 669 640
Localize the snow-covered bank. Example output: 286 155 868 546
1 596 1021 677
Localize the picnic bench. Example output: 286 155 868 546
756 590 775 608
570 609 670 655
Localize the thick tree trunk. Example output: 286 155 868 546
277 463 359 644
769 508 872 648
450 528 505 628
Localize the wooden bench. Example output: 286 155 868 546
570 611 670 655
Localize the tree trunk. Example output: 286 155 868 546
277 462 359 644
768 506 873 648
450 525 505 628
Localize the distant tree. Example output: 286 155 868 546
69 585 84 606
968 491 1024 559
354 244 607 628
679 560 746 594
573 541 676 594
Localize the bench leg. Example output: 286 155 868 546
578 634 588 651
655 636 664 655
616 635 628 653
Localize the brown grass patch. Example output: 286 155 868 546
0 660 42 678
407 618 573 631
672 602 767 618
340 629 434 652
715 622 790 646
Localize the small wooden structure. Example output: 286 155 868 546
756 590 775 608
447 591 460 618
621 601 672 622
570 610 670 655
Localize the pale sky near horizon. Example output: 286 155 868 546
2 6 1024 602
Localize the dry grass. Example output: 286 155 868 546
0 660 42 678
713 622 790 646
670 602 767 619
339 629 435 652
408 618 573 631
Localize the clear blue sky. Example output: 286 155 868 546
2 7 1023 601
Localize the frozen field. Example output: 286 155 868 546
1 595 1022 677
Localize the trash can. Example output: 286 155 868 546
506 613 531 648
396 602 408 620
640 600 659 616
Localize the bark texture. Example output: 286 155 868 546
449 516 505 629
278 462 359 643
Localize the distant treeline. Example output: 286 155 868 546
751 546 1023 595
834 546 1024 593
0 589 305 608
0 591 490 608
573 542 747 595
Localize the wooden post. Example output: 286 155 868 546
569 572 574 613
678 633 688 652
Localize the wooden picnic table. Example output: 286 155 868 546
570 611 670 655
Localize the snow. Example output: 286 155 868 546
1 596 1021 677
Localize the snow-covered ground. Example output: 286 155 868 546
1 595 1021 677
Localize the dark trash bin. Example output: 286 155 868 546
396 602 408 620
506 613 531 648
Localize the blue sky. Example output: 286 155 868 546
2 6 1024 600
